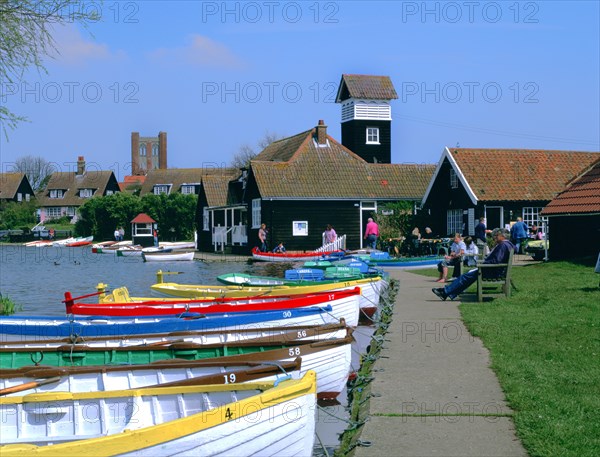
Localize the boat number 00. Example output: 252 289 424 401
223 373 237 384
288 347 301 356
282 311 292 318
297 330 307 338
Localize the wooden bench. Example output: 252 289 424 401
476 249 515 302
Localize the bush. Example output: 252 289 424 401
0 294 21 315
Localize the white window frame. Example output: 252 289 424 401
25 194 30 202
153 185 171 195
46 207 62 219
251 199 261 229
49 189 64 199
181 185 196 195
79 188 93 198
447 209 463 235
106 190 114 196
366 127 380 144
450 168 459 189
17 193 22 202
134 223 152 236
203 208 209 231
522 207 544 227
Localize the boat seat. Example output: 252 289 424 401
111 287 132 303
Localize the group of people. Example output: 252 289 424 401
113 226 125 241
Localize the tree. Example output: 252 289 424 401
0 200 37 230
13 155 52 191
0 1 98 135
230 131 282 168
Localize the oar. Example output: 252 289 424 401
0 376 61 396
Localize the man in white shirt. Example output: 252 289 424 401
436 233 466 283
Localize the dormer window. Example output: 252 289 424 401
49 189 64 199
366 127 380 144
181 184 196 195
79 188 94 198
153 184 171 195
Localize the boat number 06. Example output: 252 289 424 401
223 373 237 384
288 347 301 356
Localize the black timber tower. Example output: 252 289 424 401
335 74 398 164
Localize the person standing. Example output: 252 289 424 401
432 228 515 300
364 217 379 249
324 224 337 244
118 226 125 241
510 217 529 254
474 217 490 255
258 223 268 252
153 228 159 247
114 228 120 242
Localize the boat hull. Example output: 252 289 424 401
251 247 341 262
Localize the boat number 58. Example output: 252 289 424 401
288 347 301 356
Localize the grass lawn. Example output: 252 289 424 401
410 258 600 457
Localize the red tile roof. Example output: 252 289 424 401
131 213 155 223
541 158 600 215
336 74 398 102
450 148 600 201
252 127 434 199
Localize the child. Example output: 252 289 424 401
463 236 479 267
272 242 286 253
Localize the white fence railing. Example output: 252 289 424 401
317 234 346 252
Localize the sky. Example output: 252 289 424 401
1 0 599 181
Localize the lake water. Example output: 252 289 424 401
0 244 375 455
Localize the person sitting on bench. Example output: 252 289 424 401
436 233 465 283
432 228 514 301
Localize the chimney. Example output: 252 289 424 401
316 120 327 145
76 156 85 175
131 132 140 175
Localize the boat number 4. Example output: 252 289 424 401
223 373 237 384
225 407 234 421
288 347 301 356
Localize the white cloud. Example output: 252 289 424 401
148 34 244 69
49 25 126 65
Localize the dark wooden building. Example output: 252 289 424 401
196 121 434 253
0 173 35 203
541 158 600 260
421 147 600 237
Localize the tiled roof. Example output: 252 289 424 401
541 158 600 215
0 173 27 199
251 128 434 199
450 148 600 201
336 74 398 102
131 213 155 223
140 168 238 195
38 171 115 207
202 173 241 207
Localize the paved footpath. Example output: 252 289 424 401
355 269 527 457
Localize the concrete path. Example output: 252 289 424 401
355 269 527 457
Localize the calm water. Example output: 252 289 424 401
0 244 374 454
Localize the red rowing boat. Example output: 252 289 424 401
251 247 342 262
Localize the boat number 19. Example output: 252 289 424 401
223 373 237 384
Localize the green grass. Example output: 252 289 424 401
0 295 21 315
411 260 600 456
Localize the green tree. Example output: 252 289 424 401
0 1 99 136
75 193 141 240
0 200 37 229
141 193 197 241
376 201 416 242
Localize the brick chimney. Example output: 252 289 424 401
158 131 167 169
316 120 327 145
76 156 85 175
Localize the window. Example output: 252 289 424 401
134 223 152 236
181 185 196 195
203 208 209 231
153 185 170 195
152 143 159 156
46 207 62 219
17 193 22 202
65 207 76 216
49 189 64 199
447 209 463 235
25 194 30 202
366 127 380 144
79 189 93 198
106 190 114 196
251 199 261 228
139 144 147 156
522 207 544 227
450 168 458 189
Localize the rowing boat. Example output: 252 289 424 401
251 246 342 262
142 250 195 262
0 371 317 456
0 306 334 339
65 288 361 326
